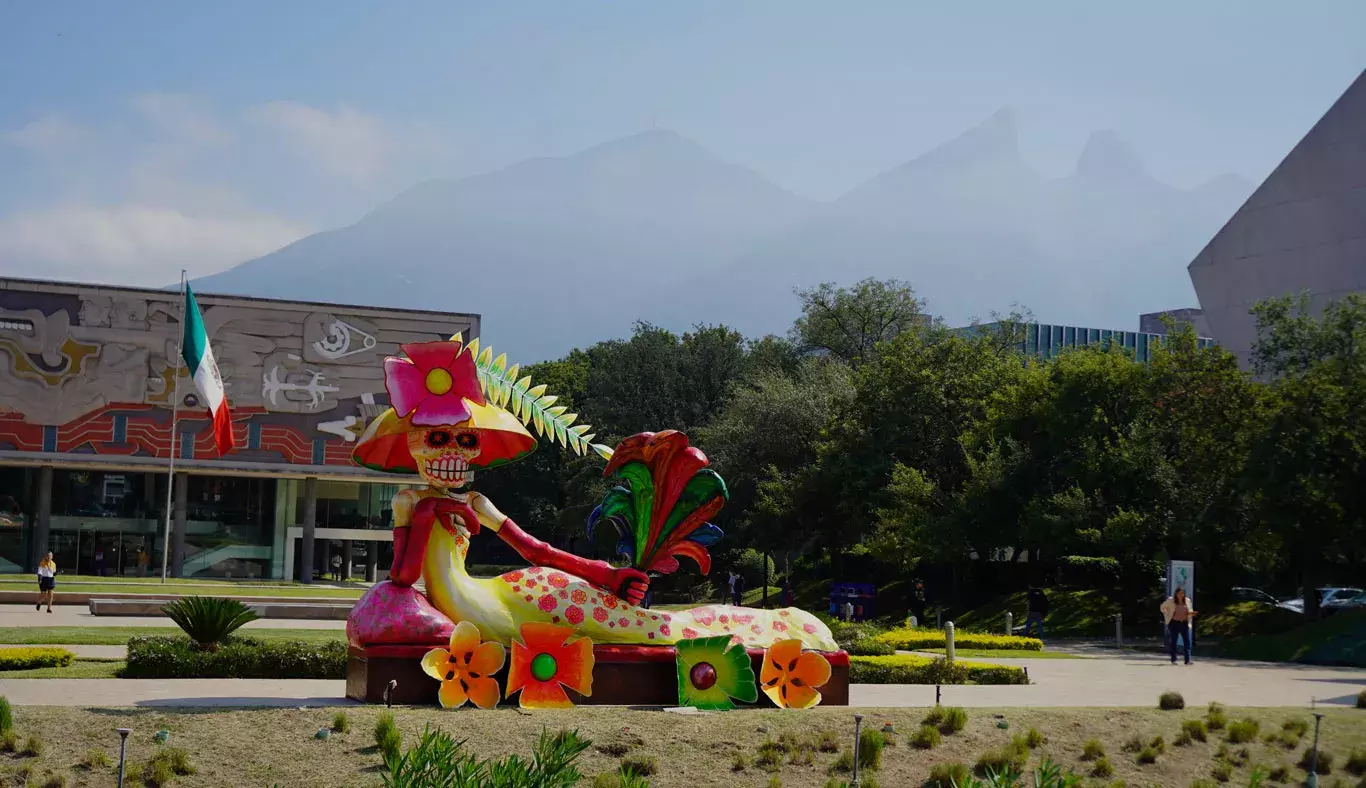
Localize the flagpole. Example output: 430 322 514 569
160 270 187 583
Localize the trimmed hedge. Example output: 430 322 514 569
873 628 1043 652
0 647 74 671
850 655 1028 685
123 636 346 679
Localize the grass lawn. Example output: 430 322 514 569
0 576 365 599
952 589 1122 637
0 626 344 646
1217 610 1366 667
913 648 1086 660
1 705 1362 787
0 658 124 678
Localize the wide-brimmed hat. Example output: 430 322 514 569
352 338 537 475
353 398 536 475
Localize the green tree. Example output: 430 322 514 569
791 278 928 366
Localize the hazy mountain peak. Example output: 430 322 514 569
1076 129 1148 180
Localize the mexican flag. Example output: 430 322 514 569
182 285 235 455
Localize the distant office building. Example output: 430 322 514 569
1189 69 1366 368
958 321 1215 363
1139 308 1211 338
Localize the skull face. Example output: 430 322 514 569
408 427 481 488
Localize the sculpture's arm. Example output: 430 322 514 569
469 492 650 605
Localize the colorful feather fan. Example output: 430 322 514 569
450 333 615 460
586 431 728 575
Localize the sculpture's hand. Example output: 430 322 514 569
413 496 480 535
464 491 508 532
614 567 650 606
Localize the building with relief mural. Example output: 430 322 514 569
0 276 478 581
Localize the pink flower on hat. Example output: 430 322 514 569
383 341 486 426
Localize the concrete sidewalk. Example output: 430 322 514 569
2 651 1362 709
0 604 344 630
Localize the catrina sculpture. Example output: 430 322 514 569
345 335 836 656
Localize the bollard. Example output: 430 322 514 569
1115 613 1123 647
935 685 941 706
116 728 132 788
945 622 956 665
851 713 864 788
1005 612 1013 635
1307 712 1325 787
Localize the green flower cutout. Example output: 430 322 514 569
675 636 758 710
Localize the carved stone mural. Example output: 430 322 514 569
0 279 478 470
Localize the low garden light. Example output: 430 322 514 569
116 728 132 788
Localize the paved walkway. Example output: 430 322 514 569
0 604 344 629
1 651 1362 708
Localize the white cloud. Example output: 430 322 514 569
247 101 392 181
133 93 232 146
0 204 307 285
4 116 86 152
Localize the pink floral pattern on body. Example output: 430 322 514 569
347 581 454 648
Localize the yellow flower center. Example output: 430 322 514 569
425 368 453 395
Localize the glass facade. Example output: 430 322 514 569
956 322 1216 363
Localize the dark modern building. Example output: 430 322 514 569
0 277 477 581
1189 68 1366 368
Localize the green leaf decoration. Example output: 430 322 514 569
468 340 615 459
676 636 758 710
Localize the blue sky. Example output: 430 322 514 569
2 1 1363 285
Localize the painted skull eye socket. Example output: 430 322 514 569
425 430 452 448
455 431 479 450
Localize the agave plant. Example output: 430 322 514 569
162 596 260 649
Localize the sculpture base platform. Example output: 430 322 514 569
347 644 850 707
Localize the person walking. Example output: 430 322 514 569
93 545 106 578
727 571 738 605
1160 587 1197 665
732 573 746 606
36 552 57 613
331 553 343 582
910 579 927 626
137 546 150 578
1024 585 1049 639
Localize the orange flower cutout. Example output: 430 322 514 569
420 620 506 709
507 622 594 709
760 638 831 709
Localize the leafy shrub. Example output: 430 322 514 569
1080 739 1105 761
975 738 1029 776
620 755 657 778
1136 745 1158 765
909 725 941 749
0 648 74 671
1206 708 1228 731
331 711 350 734
1023 728 1045 749
1149 735 1166 754
923 706 968 734
849 655 1027 685
1282 717 1310 737
1090 756 1114 778
1211 760 1233 782
815 730 840 753
857 728 883 770
80 748 112 769
1345 748 1366 776
730 753 748 771
873 629 1043 652
926 762 970 788
1268 762 1290 782
1122 735 1144 753
755 739 783 772
1357 689 1365 709
1159 691 1185 710
1226 719 1260 744
1 730 17 752
143 747 195 787
829 749 853 774
0 695 11 733
1181 718 1208 742
382 726 589 788
161 597 260 648
591 773 650 788
123 636 345 678
374 712 401 760
1298 747 1334 775
844 637 895 656
22 735 43 757
1269 729 1300 749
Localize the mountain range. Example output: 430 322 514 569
193 109 1252 362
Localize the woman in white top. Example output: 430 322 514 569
36 552 56 613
